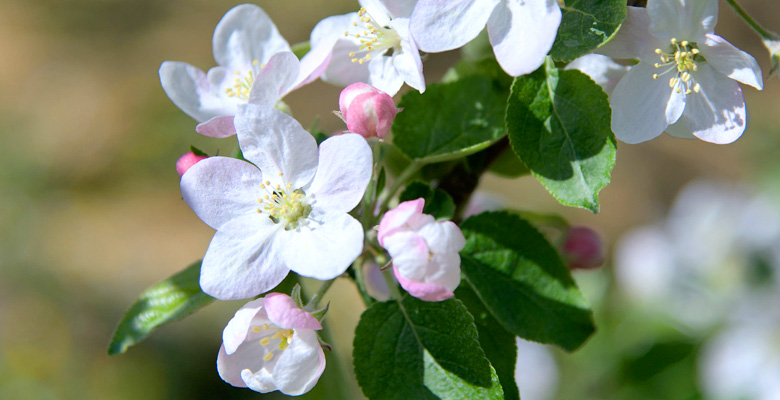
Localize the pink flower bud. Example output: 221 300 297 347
176 152 208 176
561 226 605 270
338 82 398 138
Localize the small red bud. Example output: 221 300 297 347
561 226 605 270
338 82 399 138
176 152 208 177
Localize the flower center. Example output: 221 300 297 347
251 323 294 361
652 38 705 95
225 60 262 101
257 176 312 230
344 7 401 65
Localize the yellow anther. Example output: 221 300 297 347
349 51 355 57
681 40 689 47
671 38 678 44
653 74 659 79
260 337 271 346
253 60 259 65
655 48 663 54
263 352 274 361
693 83 701 93
359 59 364 64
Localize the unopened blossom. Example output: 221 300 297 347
311 0 424 95
176 152 208 177
338 82 399 138
378 198 466 301
560 226 605 270
217 293 326 395
599 0 763 144
181 105 372 300
159 5 330 137
410 0 561 76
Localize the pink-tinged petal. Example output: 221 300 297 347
410 0 499 52
195 115 236 138
648 0 718 42
159 61 232 122
384 231 430 281
391 18 426 92
683 64 746 144
565 54 629 96
339 83 380 121
264 329 325 395
294 37 335 90
394 267 454 302
345 92 398 138
276 209 365 280
307 133 373 212
487 0 561 77
248 52 300 107
417 221 466 254
235 105 318 189
175 152 208 177
222 299 266 354
701 34 763 90
610 62 684 143
377 198 425 245
597 7 657 61
180 157 263 230
212 4 290 69
264 293 322 331
200 214 289 300
363 261 392 301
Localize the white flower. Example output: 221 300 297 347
311 0 424 95
377 198 465 301
181 105 373 300
600 0 763 144
410 0 561 76
565 54 629 97
159 5 330 137
218 293 326 395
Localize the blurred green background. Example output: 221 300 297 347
0 0 778 399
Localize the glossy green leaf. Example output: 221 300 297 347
399 181 456 221
551 0 627 62
353 296 504 400
507 60 616 212
460 212 595 351
108 260 213 355
393 76 507 164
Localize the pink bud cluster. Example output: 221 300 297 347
338 83 400 139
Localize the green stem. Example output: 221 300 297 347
377 160 423 215
724 0 780 41
305 278 335 310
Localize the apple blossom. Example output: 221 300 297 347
181 105 372 300
338 82 399 138
159 5 330 138
311 0 424 95
599 0 763 144
410 0 561 77
175 152 208 177
378 198 466 301
217 293 326 395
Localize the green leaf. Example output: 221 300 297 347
108 260 214 355
455 285 520 400
353 296 504 400
399 181 456 221
551 0 627 62
507 60 616 212
488 148 530 178
189 145 208 157
460 212 595 351
393 75 508 164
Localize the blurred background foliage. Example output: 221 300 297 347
0 0 778 399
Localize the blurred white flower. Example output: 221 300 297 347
514 338 558 400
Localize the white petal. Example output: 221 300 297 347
597 7 657 61
276 209 365 280
268 329 325 395
701 34 763 90
195 115 236 138
648 0 718 42
320 38 372 88
295 35 336 90
367 56 405 96
159 62 232 122
683 64 747 144
487 0 561 76
359 0 392 27
217 343 259 388
390 18 426 92
200 214 289 300
665 120 696 139
610 62 685 143
235 105 318 189
212 4 290 69
307 134 373 212
310 13 355 51
378 0 417 18
418 221 466 254
384 231 431 281
180 157 263 230
248 52 301 107
565 54 629 96
426 252 462 290
222 299 266 354
410 0 499 52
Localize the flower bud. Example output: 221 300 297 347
176 152 208 176
338 82 398 138
561 226 605 270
